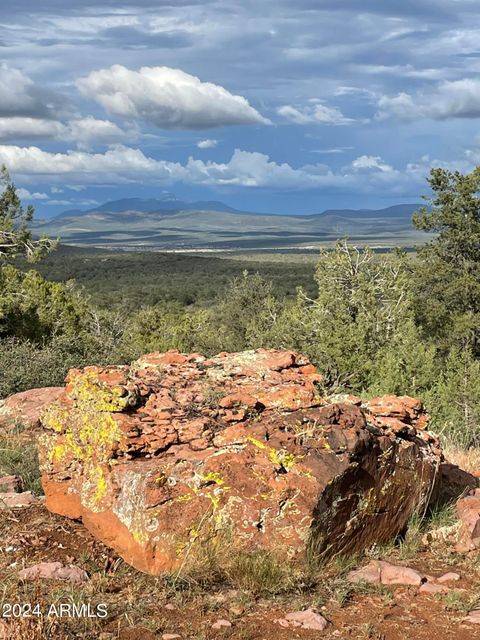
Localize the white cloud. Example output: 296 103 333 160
0 145 178 185
311 146 355 155
197 138 218 149
0 67 45 117
17 187 49 200
66 117 134 147
0 118 65 140
277 103 354 125
377 78 480 121
0 115 133 147
0 65 66 119
77 65 269 129
0 143 423 195
351 155 394 172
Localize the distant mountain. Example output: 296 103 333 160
34 202 426 250
53 196 240 220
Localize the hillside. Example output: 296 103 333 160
33 201 426 249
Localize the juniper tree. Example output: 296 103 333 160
0 165 56 262
413 167 480 355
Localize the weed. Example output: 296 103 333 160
0 434 42 494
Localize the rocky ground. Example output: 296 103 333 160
1 351 480 640
1 499 480 639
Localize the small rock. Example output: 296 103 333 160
455 489 480 552
347 560 423 586
276 608 328 631
162 634 182 639
464 609 480 624
379 561 424 586
0 491 37 508
438 572 461 583
165 603 176 610
422 523 459 546
419 582 450 594
18 562 88 583
211 619 232 630
229 605 244 616
0 475 22 493
0 386 64 429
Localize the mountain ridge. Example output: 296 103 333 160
34 200 425 250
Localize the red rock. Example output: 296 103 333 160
438 572 461 583
211 620 232 630
0 387 64 429
18 562 88 583
39 349 443 576
346 561 382 585
138 351 188 366
347 560 424 586
366 395 424 422
0 475 22 493
464 609 480 624
419 582 450 594
276 609 328 631
0 491 38 508
219 393 258 409
455 489 480 552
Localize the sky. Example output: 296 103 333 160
2 0 480 216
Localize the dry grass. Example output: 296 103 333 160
444 445 480 476
0 432 42 494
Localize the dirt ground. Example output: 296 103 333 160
1 503 480 640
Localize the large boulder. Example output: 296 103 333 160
38 349 443 575
0 387 64 430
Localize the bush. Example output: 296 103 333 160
0 336 104 398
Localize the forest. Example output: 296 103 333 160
1 165 480 450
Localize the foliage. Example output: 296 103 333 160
0 265 91 342
206 271 280 353
23 245 317 310
0 166 56 263
0 337 96 397
425 347 480 448
413 167 480 355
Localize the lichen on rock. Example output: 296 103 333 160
38 348 444 575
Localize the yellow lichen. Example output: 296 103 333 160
67 370 128 412
246 436 301 472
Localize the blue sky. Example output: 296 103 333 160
2 0 480 215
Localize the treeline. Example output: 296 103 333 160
1 167 479 448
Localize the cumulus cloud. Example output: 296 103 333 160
0 145 177 185
197 138 218 149
0 118 65 140
351 155 394 172
65 117 134 147
0 65 67 119
0 115 133 147
277 103 354 125
76 65 270 129
17 187 49 200
0 143 427 195
377 78 480 121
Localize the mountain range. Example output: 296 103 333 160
33 198 426 250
